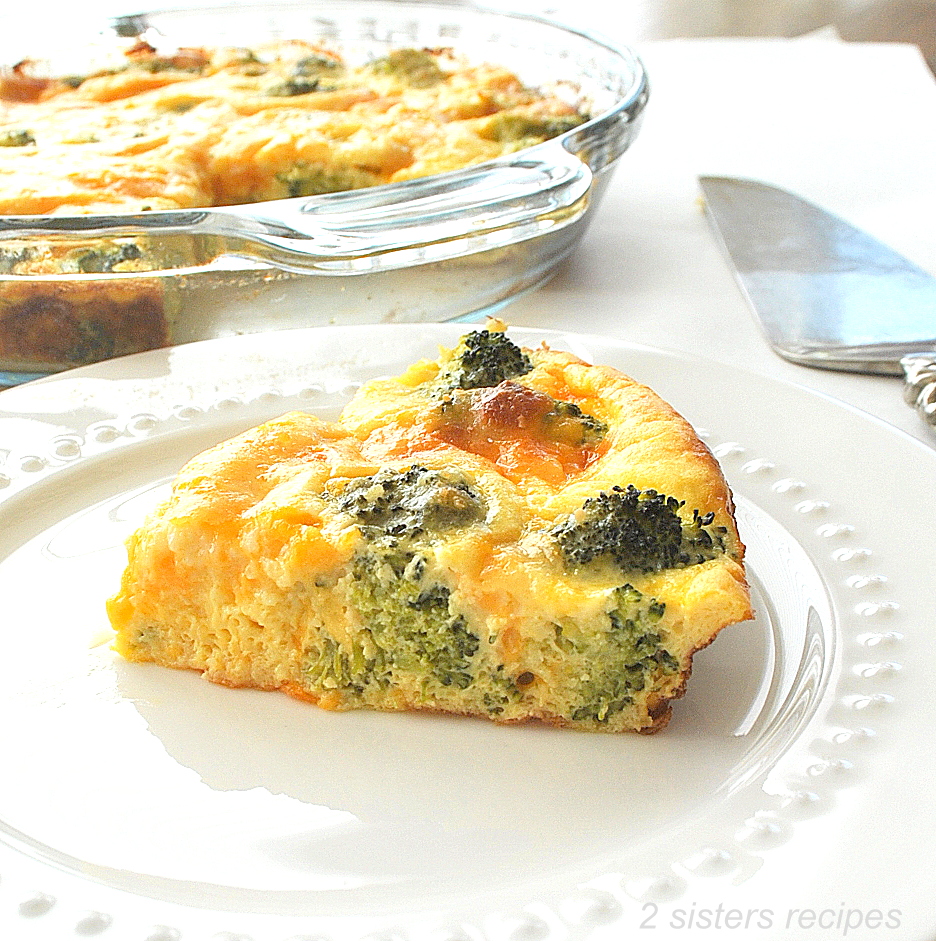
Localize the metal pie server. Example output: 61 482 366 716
698 175 936 429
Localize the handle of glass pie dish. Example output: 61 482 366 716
0 143 593 275
239 142 594 271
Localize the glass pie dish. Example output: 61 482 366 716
0 0 648 384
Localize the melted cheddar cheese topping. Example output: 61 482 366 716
0 41 589 216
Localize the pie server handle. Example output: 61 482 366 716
900 353 936 429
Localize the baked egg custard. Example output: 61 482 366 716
108 324 753 733
0 40 589 217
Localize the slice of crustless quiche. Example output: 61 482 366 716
108 323 752 732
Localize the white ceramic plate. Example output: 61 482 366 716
0 324 934 941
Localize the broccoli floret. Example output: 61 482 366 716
0 246 38 274
304 632 387 693
552 484 727 574
481 664 523 715
264 77 324 96
265 55 346 97
0 128 36 147
369 48 444 88
482 112 585 145
292 54 344 78
275 163 380 196
438 329 533 391
335 464 487 539
431 329 606 451
305 546 483 694
340 549 480 691
63 241 143 274
320 465 489 693
567 584 677 723
542 398 608 448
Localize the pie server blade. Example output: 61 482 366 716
698 175 936 430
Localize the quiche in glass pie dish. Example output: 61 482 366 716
0 1 648 382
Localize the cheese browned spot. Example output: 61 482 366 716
108 323 753 733
425 381 609 484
